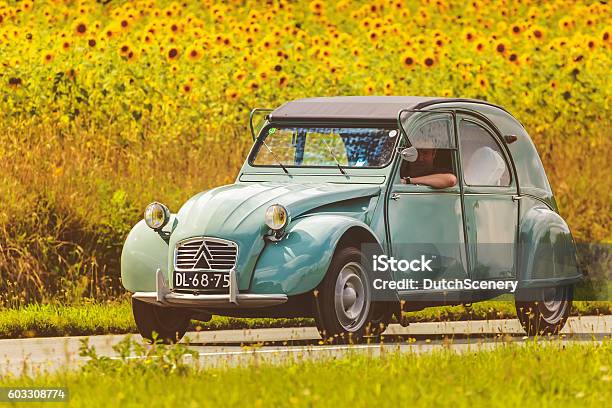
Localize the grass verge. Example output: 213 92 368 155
1 339 610 407
0 300 610 339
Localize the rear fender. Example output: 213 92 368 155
518 206 581 287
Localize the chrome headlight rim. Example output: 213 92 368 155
264 204 289 232
144 201 171 231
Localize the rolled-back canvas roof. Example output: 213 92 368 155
268 96 503 122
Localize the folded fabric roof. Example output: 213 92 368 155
268 96 501 122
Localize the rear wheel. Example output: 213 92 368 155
314 246 389 343
515 285 573 336
131 298 190 344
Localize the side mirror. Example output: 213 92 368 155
399 146 418 162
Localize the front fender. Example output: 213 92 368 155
250 215 381 296
518 205 581 287
121 218 173 292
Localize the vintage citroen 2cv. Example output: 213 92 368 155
121 96 581 342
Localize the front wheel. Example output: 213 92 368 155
515 285 573 336
314 246 388 343
131 298 191 344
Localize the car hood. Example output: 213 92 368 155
173 181 381 239
168 182 381 289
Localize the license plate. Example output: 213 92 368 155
173 271 230 291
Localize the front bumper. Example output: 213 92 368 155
132 269 288 309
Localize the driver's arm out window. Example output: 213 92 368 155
399 149 456 179
397 115 458 187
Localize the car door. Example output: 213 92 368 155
386 112 469 293
458 116 518 280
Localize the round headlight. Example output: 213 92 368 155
264 204 288 231
144 202 170 230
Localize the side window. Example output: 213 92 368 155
399 116 457 183
399 149 456 179
459 120 511 186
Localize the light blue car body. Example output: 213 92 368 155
121 97 582 313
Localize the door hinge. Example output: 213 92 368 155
512 195 522 201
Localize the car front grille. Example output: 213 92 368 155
174 237 238 271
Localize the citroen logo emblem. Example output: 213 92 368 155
192 242 211 270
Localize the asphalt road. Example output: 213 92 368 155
1 316 610 377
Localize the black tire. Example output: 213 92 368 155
314 246 387 343
131 298 191 344
366 302 393 336
515 285 573 336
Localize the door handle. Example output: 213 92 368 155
391 193 400 200
512 195 522 201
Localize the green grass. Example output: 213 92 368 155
2 339 611 407
0 301 312 339
0 300 610 339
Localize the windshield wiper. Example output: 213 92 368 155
322 139 347 176
261 140 290 175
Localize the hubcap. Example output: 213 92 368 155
334 262 370 331
540 286 570 324
542 287 559 310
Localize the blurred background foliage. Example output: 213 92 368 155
0 0 609 305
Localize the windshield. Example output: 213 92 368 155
250 126 399 168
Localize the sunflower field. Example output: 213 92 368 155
0 0 610 305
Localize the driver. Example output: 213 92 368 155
401 148 457 189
